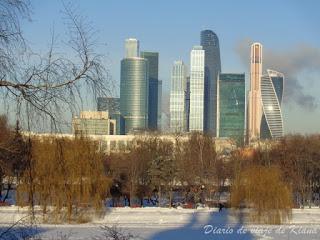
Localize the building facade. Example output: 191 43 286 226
200 30 221 136
170 60 187 132
185 76 190 131
260 69 284 139
217 73 245 145
158 80 162 131
72 111 116 136
97 97 122 134
140 51 159 130
125 38 139 58
120 58 149 134
189 46 205 131
247 42 263 143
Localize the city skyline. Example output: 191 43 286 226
18 0 320 134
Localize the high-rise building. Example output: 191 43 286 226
189 46 205 131
200 30 221 136
141 51 159 130
125 38 139 58
97 97 120 114
260 69 284 139
158 80 162 131
72 111 116 136
247 42 263 143
217 73 245 145
185 76 190 131
97 97 123 134
170 60 187 132
120 58 149 134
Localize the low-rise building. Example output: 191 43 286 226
72 111 116 136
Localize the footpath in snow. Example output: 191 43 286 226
0 206 320 239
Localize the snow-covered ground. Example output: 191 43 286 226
1 206 320 239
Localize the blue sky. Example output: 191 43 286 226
23 0 320 134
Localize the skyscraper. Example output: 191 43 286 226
200 30 221 136
125 38 139 58
141 51 159 130
120 58 149 134
247 42 263 143
158 80 162 131
189 46 205 131
97 97 122 134
185 76 190 131
260 69 284 139
170 60 187 132
217 73 246 145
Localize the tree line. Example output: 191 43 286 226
1 115 320 223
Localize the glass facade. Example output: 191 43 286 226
140 51 159 130
125 38 139 58
248 42 263 143
260 69 284 139
120 58 149 134
189 46 205 131
217 73 245 145
185 77 190 131
158 80 162 131
200 30 221 136
72 111 116 136
97 97 121 134
170 61 187 132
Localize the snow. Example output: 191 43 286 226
1 206 320 239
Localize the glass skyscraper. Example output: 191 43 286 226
200 30 221 136
120 58 149 134
260 69 284 139
97 97 122 134
217 73 245 145
185 77 190 131
140 51 159 131
189 46 205 131
248 42 263 143
125 38 139 58
158 80 162 131
170 60 187 132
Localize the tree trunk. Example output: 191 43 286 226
2 183 12 203
169 187 172 208
0 175 2 201
158 185 161 207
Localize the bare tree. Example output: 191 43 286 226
0 0 110 130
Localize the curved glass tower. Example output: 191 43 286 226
260 69 284 139
200 30 221 136
120 58 149 134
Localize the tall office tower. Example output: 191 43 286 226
170 61 187 132
200 30 221 136
189 46 205 131
120 58 149 134
260 69 284 139
217 73 246 145
158 80 162 130
247 42 263 143
185 76 190 131
125 38 139 58
141 51 159 130
97 97 122 134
